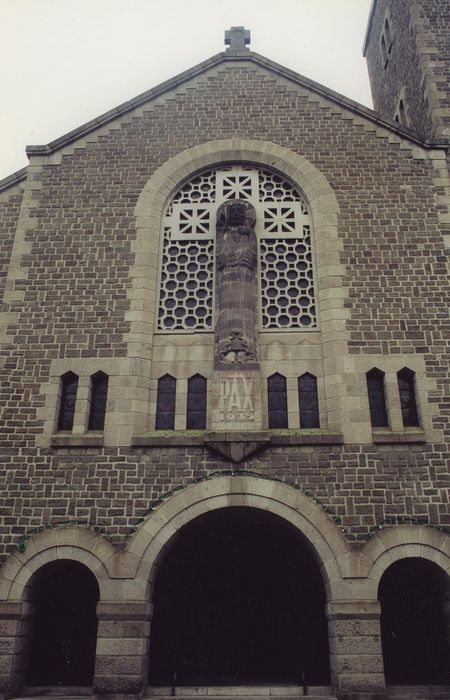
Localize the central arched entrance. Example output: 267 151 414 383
148 506 330 687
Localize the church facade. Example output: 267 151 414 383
0 2 449 699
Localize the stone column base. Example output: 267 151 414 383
327 600 386 699
93 602 152 698
0 601 32 699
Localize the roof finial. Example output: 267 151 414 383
224 27 251 52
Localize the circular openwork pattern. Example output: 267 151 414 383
260 230 315 328
169 170 216 207
157 167 317 331
158 230 214 330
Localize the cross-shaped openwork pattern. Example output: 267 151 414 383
157 166 317 331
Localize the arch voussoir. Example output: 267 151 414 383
128 476 349 598
0 527 116 602
361 525 450 595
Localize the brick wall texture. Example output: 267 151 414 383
0 59 449 562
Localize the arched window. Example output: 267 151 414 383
267 373 288 429
187 374 207 430
156 375 176 430
88 371 109 430
157 166 315 333
366 368 388 427
397 368 419 427
298 373 320 428
57 372 78 431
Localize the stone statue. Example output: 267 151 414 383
214 200 259 368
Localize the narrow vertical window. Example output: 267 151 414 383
298 373 320 428
395 98 408 127
57 372 78 431
187 374 207 430
381 15 393 68
156 375 176 430
268 373 288 429
397 368 419 427
384 18 392 52
88 371 109 430
381 34 388 67
366 368 388 427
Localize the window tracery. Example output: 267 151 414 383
158 166 316 332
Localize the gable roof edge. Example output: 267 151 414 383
26 51 228 157
23 48 450 159
0 167 28 196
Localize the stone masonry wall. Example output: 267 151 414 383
0 62 448 561
0 188 23 307
365 0 450 140
422 0 450 138
0 442 447 564
365 0 432 138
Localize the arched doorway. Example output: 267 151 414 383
26 560 99 686
379 557 450 685
148 507 330 687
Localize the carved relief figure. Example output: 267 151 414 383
215 200 259 368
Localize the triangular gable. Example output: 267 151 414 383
1 43 445 193
24 49 437 158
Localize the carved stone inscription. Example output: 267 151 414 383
214 200 259 369
219 374 255 422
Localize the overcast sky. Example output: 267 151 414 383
0 0 373 181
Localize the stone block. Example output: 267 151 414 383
96 637 147 656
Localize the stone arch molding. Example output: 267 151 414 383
0 526 115 602
128 475 350 599
1 488 450 606
128 137 342 356
361 524 450 596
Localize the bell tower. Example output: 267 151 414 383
363 0 450 141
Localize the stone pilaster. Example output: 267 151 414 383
0 602 32 699
327 600 386 700
93 602 152 700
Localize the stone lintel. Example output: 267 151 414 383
327 600 381 620
51 433 104 448
132 432 205 447
92 695 142 700
96 601 152 621
335 693 387 700
270 430 343 445
372 429 426 444
131 430 343 460
0 601 24 619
